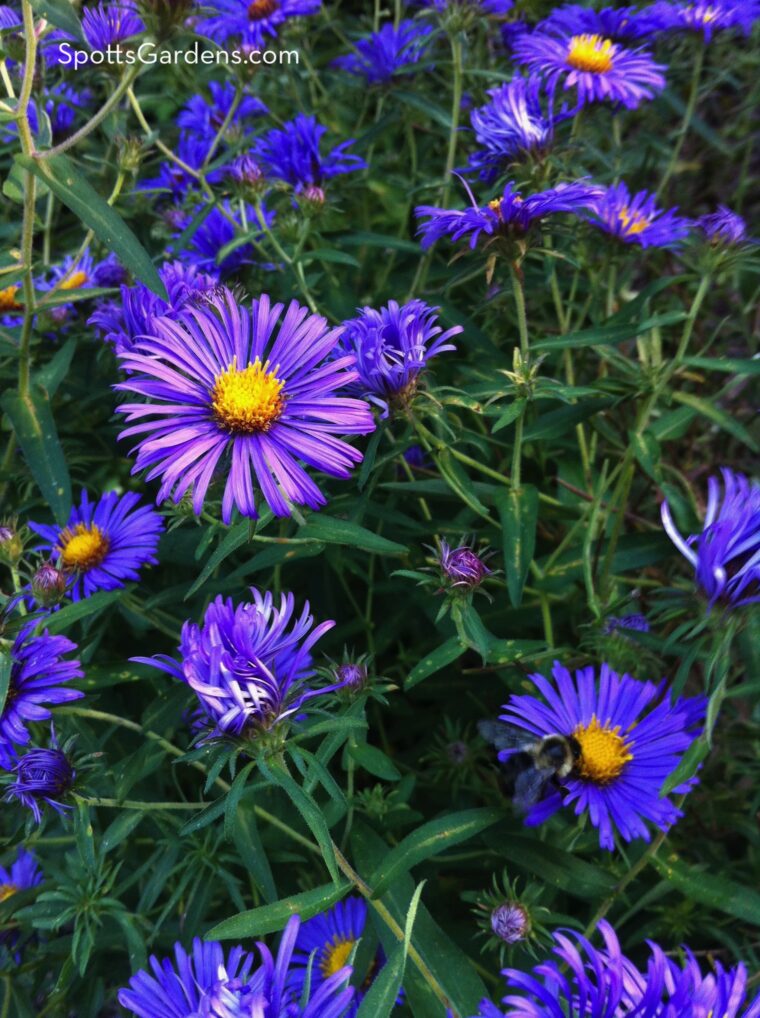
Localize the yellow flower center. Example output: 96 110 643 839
618 206 651 237
0 285 23 311
211 357 286 435
60 270 89 291
573 715 633 784
567 34 614 74
691 4 717 22
0 883 18 903
58 523 110 572
321 938 356 978
247 0 277 20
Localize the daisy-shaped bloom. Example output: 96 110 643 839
120 916 354 1018
115 288 374 523
0 628 83 768
642 0 759 42
89 259 219 354
696 205 750 245
496 660 705 849
338 299 461 416
42 247 126 295
466 76 562 180
469 920 760 1017
254 113 366 191
30 490 163 602
661 468 760 609
536 3 656 40
292 898 394 1016
177 80 268 143
416 178 599 249
583 182 691 248
5 737 76 824
196 0 321 49
513 28 666 109
333 19 432 84
169 201 273 276
44 1 145 63
137 588 346 739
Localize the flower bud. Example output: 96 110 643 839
6 746 76 824
336 662 368 692
439 541 491 590
490 901 530 945
31 561 67 607
0 524 23 565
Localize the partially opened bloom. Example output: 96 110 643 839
661 468 760 608
416 178 599 249
338 299 461 415
177 80 268 142
513 28 666 109
496 660 705 849
5 737 76 823
137 588 344 739
30 490 164 601
115 288 375 523
119 915 355 1017
697 205 749 245
254 113 366 190
642 0 759 42
0 629 83 768
438 540 492 591
196 0 321 49
333 19 432 84
584 182 691 248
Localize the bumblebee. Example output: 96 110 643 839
478 720 581 812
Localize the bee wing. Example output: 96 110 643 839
513 766 554 813
477 720 529 752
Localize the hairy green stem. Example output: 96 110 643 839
41 64 141 159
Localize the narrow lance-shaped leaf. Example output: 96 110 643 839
206 881 352 940
496 485 538 608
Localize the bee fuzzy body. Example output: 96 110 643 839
478 721 581 813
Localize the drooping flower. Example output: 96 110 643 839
696 205 749 245
438 539 492 590
416 178 599 249
114 288 375 524
196 0 321 50
641 0 760 42
89 259 219 354
513 28 666 109
254 113 366 191
44 1 145 63
583 182 691 248
536 3 656 40
4 733 76 824
337 299 460 416
0 846 43 955
30 490 164 601
465 75 563 180
119 915 355 1018
661 468 760 608
495 660 704 849
0 629 83 768
333 19 432 84
177 80 268 143
137 589 345 739
468 920 760 1017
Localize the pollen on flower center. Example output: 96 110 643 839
618 206 651 236
567 34 615 74
212 357 286 434
0 883 18 903
321 937 356 978
58 523 110 572
574 714 633 784
247 0 277 20
0 284 23 311
60 270 89 291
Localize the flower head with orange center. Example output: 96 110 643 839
584 182 691 249
643 0 759 42
31 490 163 602
195 0 320 50
494 661 705 849
211 357 285 434
0 285 23 312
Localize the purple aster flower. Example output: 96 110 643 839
0 629 83 768
470 919 760 1018
697 204 749 245
416 177 600 249
227 153 266 191
603 613 650 635
422 0 514 14
0 846 43 956
0 5 20 27
333 19 432 84
583 182 691 248
44 1 145 63
140 133 210 200
661 468 760 608
465 75 564 180
495 660 705 850
89 259 219 354
3 83 93 145
5 734 76 824
439 539 492 590
195 0 321 49
537 3 656 40
171 200 273 277
114 288 375 523
338 299 461 416
642 0 760 42
39 247 126 299
403 444 429 469
513 28 666 110
137 588 344 738
29 490 164 602
254 113 366 190
177 80 268 142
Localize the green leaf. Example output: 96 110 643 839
434 449 491 519
1 385 72 524
300 248 361 268
206 881 352 940
298 514 407 555
179 796 227 837
492 399 525 434
484 829 618 900
0 651 11 719
34 336 77 398
348 742 401 781
45 590 122 634
630 430 661 482
405 637 464 690
232 805 278 904
264 762 340 883
394 90 451 129
672 391 758 452
650 854 760 926
660 738 710 796
186 522 249 598
28 0 84 41
369 808 501 898
532 311 686 352
355 883 424 1018
16 153 166 299
101 812 145 854
338 231 420 254
682 355 760 376
495 485 538 608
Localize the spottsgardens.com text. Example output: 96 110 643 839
56 41 299 70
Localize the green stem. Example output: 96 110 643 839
16 1 38 399
509 265 530 491
76 796 208 810
657 45 704 198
